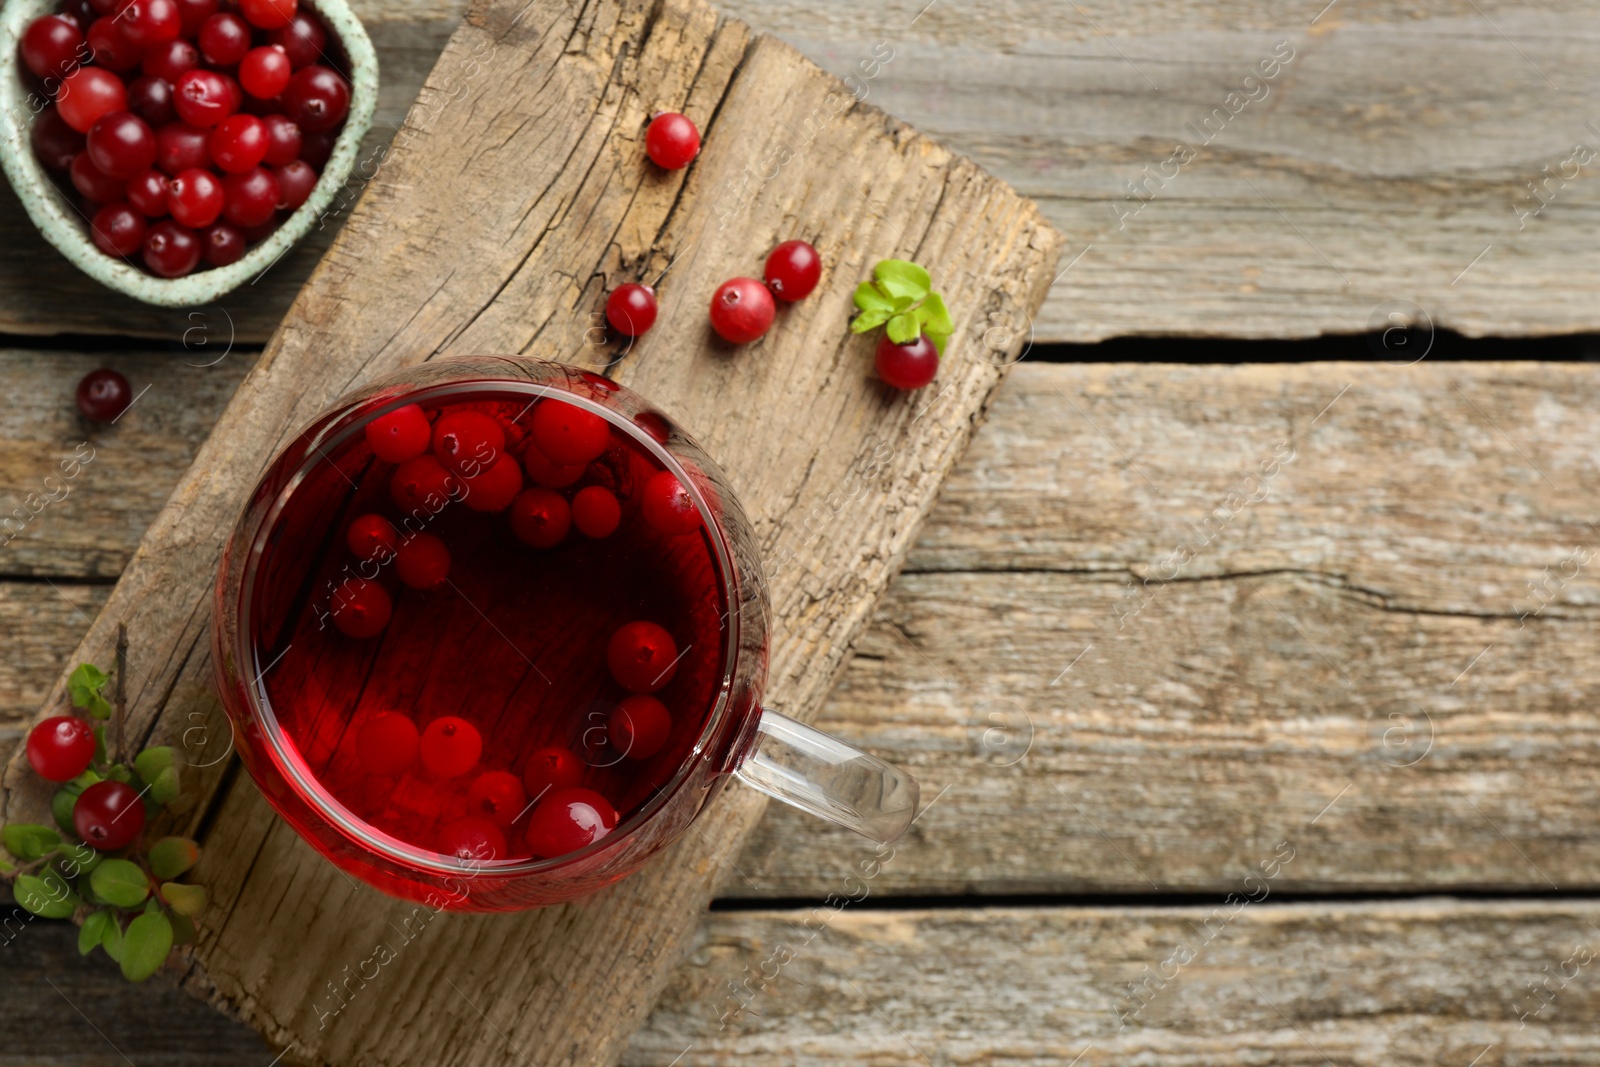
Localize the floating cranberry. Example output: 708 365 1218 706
167 167 223 227
420 716 482 778
260 113 301 165
196 12 250 65
70 151 125 203
874 334 939 390
126 74 176 126
394 532 450 590
764 239 821 301
365 402 430 463
272 158 316 210
356 711 418 775
31 108 84 171
200 222 245 266
140 37 196 81
390 455 459 512
20 15 85 82
461 454 522 513
330 576 390 638
521 746 583 799
525 787 617 859
174 68 237 126
174 0 217 37
91 202 147 256
510 488 570 549
644 111 699 170
346 513 398 562
281 63 348 133
239 44 291 99
73 780 145 849
432 410 505 475
208 113 268 172
155 121 208 173
605 283 657 336
609 695 671 760
571 485 620 538
87 111 156 180
607 620 679 693
709 276 774 343
466 771 527 829
76 368 132 421
640 470 701 535
26 716 96 781
220 165 278 226
531 399 609 465
117 0 182 49
268 10 323 68
57 67 127 133
85 17 141 72
437 816 505 863
239 0 297 30
521 438 584 489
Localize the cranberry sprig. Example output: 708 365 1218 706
1 639 205 983
850 259 955 390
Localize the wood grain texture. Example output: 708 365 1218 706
0 2 1059 1065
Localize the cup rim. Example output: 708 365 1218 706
232 376 745 878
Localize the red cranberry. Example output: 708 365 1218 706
297 129 334 169
140 37 196 82
76 368 131 421
531 399 609 465
155 121 208 173
167 167 223 227
89 0 119 15
116 0 181 48
281 64 348 133
571 485 621 538
125 168 169 216
525 787 617 858
356 712 418 775
764 239 821 301
607 620 679 693
209 113 267 172
644 111 699 169
394 532 450 590
126 74 176 126
62 0 99 28
875 334 939 390
260 113 300 165
510 488 570 549
91 202 147 256
272 158 315 210
605 283 657 336
640 470 701 535
70 151 125 204
521 438 584 489
20 15 85 82
87 111 156 180
26 716 96 781
365 402 430 462
522 747 583 799
461 455 523 513
608 695 671 760
346 513 398 562
31 108 85 172
221 166 278 226
57 67 127 133
709 276 775 343
390 455 460 512
437 816 506 863
239 0 296 30
142 219 200 276
420 716 482 778
196 12 250 65
467 771 527 829
85 17 141 72
239 45 291 99
268 11 323 68
174 68 237 126
330 576 390 638
174 0 217 36
431 410 504 475
73 780 145 850
200 221 246 265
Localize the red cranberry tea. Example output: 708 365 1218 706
247 391 729 868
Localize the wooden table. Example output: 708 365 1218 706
6 2 1600 1064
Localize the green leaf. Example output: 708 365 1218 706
106 764 133 784
79 910 111 956
52 790 78 835
101 915 123 962
55 839 102 879
133 747 173 785
90 859 150 909
873 259 931 302
169 913 197 946
68 664 112 719
162 882 206 917
3 823 61 862
0 857 13 874
14 873 76 918
120 911 173 982
148 838 200 881
925 331 951 356
150 766 180 806
71 768 102 791
914 292 954 337
93 723 107 764
850 307 894 334
886 312 921 345
852 281 895 314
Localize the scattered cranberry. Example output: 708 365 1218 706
431 410 504 475
126 74 177 126
356 711 418 774
607 620 679 693
272 158 316 210
605 283 657 336
346 513 398 562
155 122 209 174
281 63 349 132
709 277 775 343
220 165 278 225
365 402 430 463
197 12 250 65
764 240 821 301
85 17 141 71
75 368 131 421
571 485 621 538
174 68 238 126
70 151 124 203
644 111 699 170
86 110 156 179
200 221 246 265
395 532 450 590
521 438 585 489
531 399 609 465
239 44 291 98
117 0 182 49
608 695 671 760
57 67 127 133
390 455 460 512
126 168 169 215
174 0 217 37
91 202 146 256
640 470 701 535
73 780 145 849
510 487 571 549
239 0 296 30
268 10 322 67
875 333 939 390
525 787 617 858
261 113 301 165
420 716 482 778
20 15 84 82
141 37 197 81
167 167 223 227
330 576 390 638
461 454 522 513
209 113 268 172
437 816 506 862
522 746 583 799
466 771 527 829
31 108 85 171
26 716 96 781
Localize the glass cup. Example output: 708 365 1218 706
212 356 919 911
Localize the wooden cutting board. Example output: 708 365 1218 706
0 0 1060 1062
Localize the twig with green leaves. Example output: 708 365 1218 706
850 259 954 352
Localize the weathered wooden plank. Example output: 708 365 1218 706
0 2 1059 1065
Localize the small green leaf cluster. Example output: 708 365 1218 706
850 259 954 352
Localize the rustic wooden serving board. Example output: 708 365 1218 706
0 0 1060 1063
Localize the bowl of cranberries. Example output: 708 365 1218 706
0 0 375 305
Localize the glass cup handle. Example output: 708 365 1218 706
733 707 921 844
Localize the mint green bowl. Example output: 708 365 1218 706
0 0 376 307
